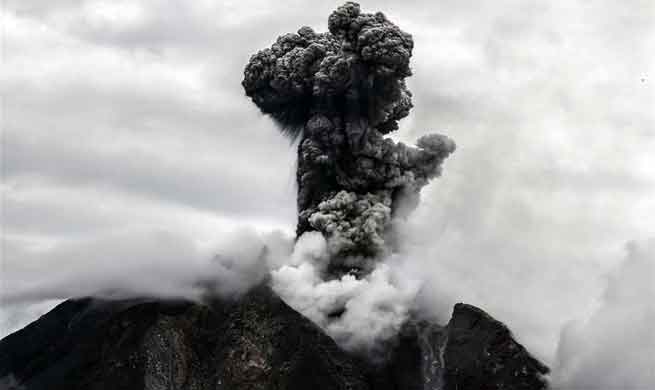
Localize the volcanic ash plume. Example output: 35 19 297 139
243 1 454 269
243 2 454 350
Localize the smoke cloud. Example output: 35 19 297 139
243 2 455 264
240 2 455 352
271 232 421 354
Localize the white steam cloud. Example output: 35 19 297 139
271 232 421 353
1 228 281 304
553 239 655 390
2 227 421 353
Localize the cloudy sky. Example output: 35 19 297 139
1 0 654 387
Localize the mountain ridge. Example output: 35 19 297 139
0 284 548 390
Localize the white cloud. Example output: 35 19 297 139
81 1 149 31
1 227 292 305
271 233 421 353
553 239 655 390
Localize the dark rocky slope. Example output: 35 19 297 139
0 285 548 390
443 304 550 390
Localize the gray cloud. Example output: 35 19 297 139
3 127 295 223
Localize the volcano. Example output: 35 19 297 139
0 284 548 390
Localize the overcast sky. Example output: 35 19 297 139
1 0 654 383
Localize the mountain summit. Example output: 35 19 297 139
0 284 548 390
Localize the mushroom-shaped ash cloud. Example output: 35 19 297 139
243 2 455 279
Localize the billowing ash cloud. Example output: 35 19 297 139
243 2 455 271
241 2 455 352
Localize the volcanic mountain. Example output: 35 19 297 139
0 284 548 390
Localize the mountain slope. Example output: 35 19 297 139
0 285 548 389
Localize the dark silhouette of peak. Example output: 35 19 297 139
0 285 548 390
444 303 549 390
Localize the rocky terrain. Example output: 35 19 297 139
0 284 548 390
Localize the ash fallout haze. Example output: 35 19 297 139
1 1 654 389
